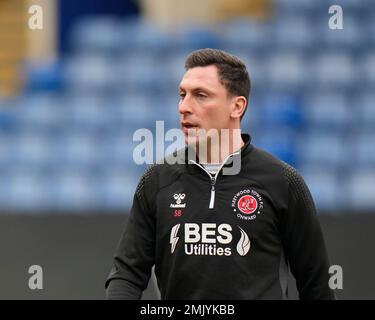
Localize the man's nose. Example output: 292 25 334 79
179 95 193 115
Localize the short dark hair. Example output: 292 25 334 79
184 48 251 119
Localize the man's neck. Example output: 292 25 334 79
196 129 244 164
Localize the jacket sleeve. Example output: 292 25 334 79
105 168 156 300
280 164 336 300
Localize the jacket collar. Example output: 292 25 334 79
184 133 253 174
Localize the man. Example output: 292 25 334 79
105 48 335 300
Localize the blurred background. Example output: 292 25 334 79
0 0 374 299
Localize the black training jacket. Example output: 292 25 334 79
105 134 335 300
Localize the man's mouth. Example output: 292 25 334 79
181 122 199 132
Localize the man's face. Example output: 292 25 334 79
178 65 233 145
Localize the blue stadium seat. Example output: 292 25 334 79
317 14 364 50
95 168 141 210
0 103 18 133
326 0 370 11
360 52 375 88
62 94 116 134
299 166 344 211
355 91 375 128
0 135 12 167
64 53 118 93
366 12 375 46
120 18 172 52
259 93 304 127
54 132 102 170
11 132 54 168
49 169 99 211
353 131 375 167
265 52 308 90
298 131 348 168
100 132 137 167
303 92 352 130
276 0 323 10
346 170 375 210
272 16 317 51
70 16 123 54
0 169 48 211
157 48 191 89
22 61 64 92
23 61 65 92
155 92 179 113
253 129 298 166
13 93 63 133
220 19 271 52
117 53 163 92
311 52 356 90
244 91 262 128
181 26 223 50
115 93 162 129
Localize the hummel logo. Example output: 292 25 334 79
170 193 186 208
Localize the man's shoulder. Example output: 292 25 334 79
248 145 302 185
140 147 187 184
135 151 186 204
244 145 311 205
250 145 288 169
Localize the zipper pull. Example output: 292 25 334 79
209 177 216 209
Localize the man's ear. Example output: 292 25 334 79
230 96 247 119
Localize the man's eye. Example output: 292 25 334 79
179 93 185 99
197 93 207 98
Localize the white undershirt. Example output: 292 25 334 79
201 163 221 175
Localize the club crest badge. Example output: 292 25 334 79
231 189 264 221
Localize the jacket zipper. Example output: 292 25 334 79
189 151 240 209
209 177 216 209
